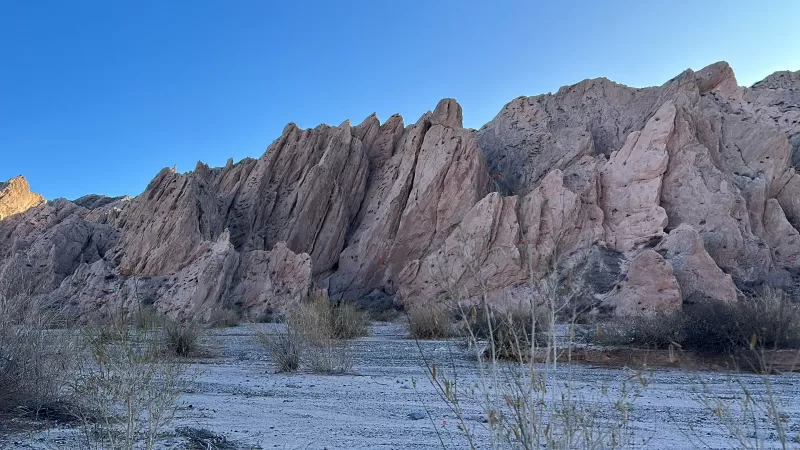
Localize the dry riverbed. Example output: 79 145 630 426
3 322 800 449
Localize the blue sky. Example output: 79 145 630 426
1 1 798 200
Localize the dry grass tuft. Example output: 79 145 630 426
407 302 452 339
163 320 201 357
207 309 240 329
256 296 368 373
257 328 300 373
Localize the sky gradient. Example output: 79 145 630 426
2 0 799 200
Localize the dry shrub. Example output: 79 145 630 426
594 289 800 359
207 309 240 329
682 290 800 354
287 298 358 373
249 308 281 324
130 305 163 331
0 294 77 420
408 302 452 339
331 301 369 339
72 324 186 450
257 296 368 373
256 328 300 373
177 426 239 450
459 303 552 359
370 307 403 323
595 312 686 349
164 320 200 357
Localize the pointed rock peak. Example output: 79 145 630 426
282 122 300 135
2 175 31 191
195 160 211 173
384 113 405 129
431 98 463 128
359 112 381 126
356 113 380 129
695 61 738 94
339 119 351 128
0 175 46 220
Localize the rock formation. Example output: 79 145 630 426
2 62 799 320
0 176 45 220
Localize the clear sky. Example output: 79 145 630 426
1 1 798 200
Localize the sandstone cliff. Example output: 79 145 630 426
1 62 798 320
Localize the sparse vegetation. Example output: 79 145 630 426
0 294 77 420
256 296 368 373
408 302 452 339
370 306 403 322
71 323 187 450
458 303 552 359
164 320 201 357
287 297 357 373
594 288 800 368
257 327 300 372
417 278 642 449
331 301 369 339
207 309 240 328
130 305 163 331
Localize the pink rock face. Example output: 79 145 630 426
2 63 800 320
397 192 524 306
327 99 490 300
608 250 682 316
600 101 674 251
656 225 738 303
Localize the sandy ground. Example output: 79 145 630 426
3 322 800 449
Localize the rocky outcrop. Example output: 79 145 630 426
327 99 490 300
2 62 800 320
606 249 682 316
0 199 120 299
656 225 738 303
397 192 524 306
0 176 45 220
227 242 315 319
600 101 674 251
49 234 315 322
